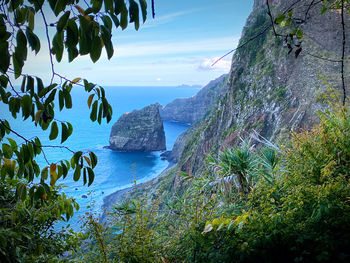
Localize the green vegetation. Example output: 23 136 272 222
0 0 149 261
71 105 350 262
1 0 350 262
239 12 270 67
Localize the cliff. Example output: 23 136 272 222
109 104 166 152
103 0 350 210
159 74 228 124
174 0 350 177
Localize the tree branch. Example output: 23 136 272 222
211 26 271 66
341 0 347 105
38 4 55 85
0 119 76 165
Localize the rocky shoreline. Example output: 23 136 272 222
100 161 175 223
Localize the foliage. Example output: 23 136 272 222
0 0 149 261
196 106 350 262
78 106 350 262
71 199 161 263
0 177 79 262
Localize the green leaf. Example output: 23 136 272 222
110 13 120 28
68 46 79 62
63 89 72 108
0 86 8 103
67 122 73 137
21 75 26 92
49 121 58 140
120 5 128 30
26 76 34 94
0 41 10 73
83 167 87 185
129 0 140 30
275 14 285 25
28 10 35 30
7 138 17 150
0 75 9 88
284 18 291 26
101 26 114 59
41 166 48 180
52 31 64 62
57 11 70 31
73 165 81 181
21 94 32 119
101 15 113 31
97 102 103 124
61 161 68 178
90 36 102 62
36 77 44 95
104 0 113 13
92 0 103 13
45 89 57 105
2 143 13 158
61 122 69 143
73 151 83 165
59 90 64 110
90 100 98 121
102 97 109 117
114 0 125 15
16 183 27 201
89 151 97 168
87 94 94 108
296 29 303 39
87 167 94 186
13 51 23 79
139 0 147 23
53 0 66 16
66 19 79 48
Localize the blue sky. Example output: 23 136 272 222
23 0 254 86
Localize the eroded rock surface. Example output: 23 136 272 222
109 104 166 152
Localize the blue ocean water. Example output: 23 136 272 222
0 85 199 229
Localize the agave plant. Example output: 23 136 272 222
256 147 281 186
208 139 257 198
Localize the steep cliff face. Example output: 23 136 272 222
174 0 350 176
159 74 228 124
109 104 166 152
103 0 350 209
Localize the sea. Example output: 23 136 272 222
0 85 199 230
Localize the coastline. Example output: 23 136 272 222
100 161 176 223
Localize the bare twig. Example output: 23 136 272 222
304 51 342 63
341 0 346 105
151 0 155 18
266 0 283 37
0 119 76 165
38 4 55 85
211 26 271 66
4 73 22 97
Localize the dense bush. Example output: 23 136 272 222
79 106 350 263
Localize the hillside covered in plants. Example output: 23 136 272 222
78 0 350 262
1 0 350 262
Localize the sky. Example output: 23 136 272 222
21 0 254 86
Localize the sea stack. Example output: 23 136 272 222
109 104 166 152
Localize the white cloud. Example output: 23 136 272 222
197 56 232 72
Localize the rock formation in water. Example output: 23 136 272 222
109 104 166 152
